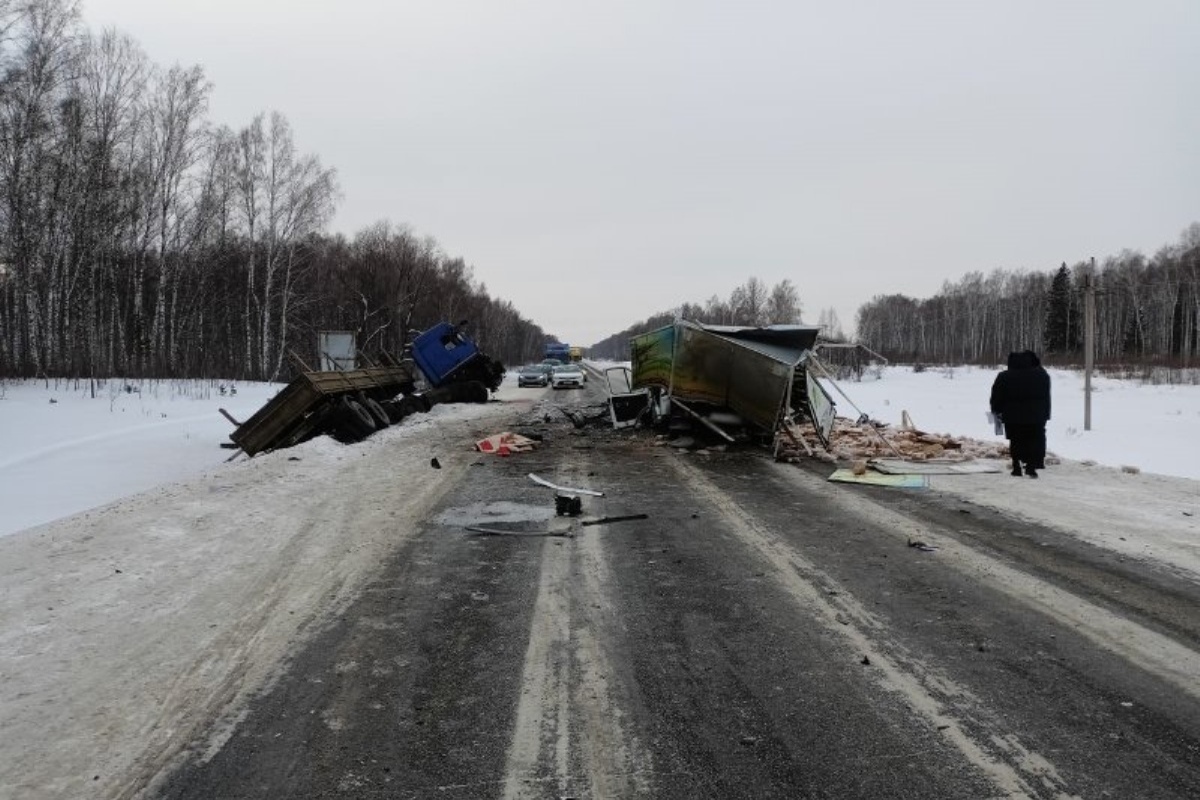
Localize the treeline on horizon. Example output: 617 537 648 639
590 225 1200 369
856 223 1200 366
0 1 547 381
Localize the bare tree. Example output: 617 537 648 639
765 278 801 324
816 307 844 340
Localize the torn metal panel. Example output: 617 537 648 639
605 366 650 429
804 366 837 448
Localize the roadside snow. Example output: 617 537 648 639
0 378 283 538
0 384 533 799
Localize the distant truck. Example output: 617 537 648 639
228 321 504 456
544 341 571 363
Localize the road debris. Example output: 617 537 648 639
475 432 538 455
527 473 605 497
580 514 649 527
465 526 570 538
555 496 583 516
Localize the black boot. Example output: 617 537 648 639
1026 467 1038 478
1010 461 1022 477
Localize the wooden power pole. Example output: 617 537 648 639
1084 257 1096 431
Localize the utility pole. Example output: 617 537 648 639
1084 257 1096 431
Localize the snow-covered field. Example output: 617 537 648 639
0 378 285 538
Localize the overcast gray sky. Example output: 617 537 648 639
83 0 1200 347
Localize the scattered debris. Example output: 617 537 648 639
776 416 1012 465
907 538 939 552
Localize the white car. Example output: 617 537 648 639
551 364 586 389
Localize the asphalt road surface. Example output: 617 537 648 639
154 380 1200 799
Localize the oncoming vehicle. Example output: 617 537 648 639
517 364 551 387
551 363 586 389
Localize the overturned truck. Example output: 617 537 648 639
608 319 837 448
227 322 504 456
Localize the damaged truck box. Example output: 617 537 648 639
621 319 837 448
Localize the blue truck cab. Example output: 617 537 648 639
410 322 504 391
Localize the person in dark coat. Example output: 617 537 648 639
990 351 1051 477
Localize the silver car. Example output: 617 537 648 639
517 364 551 387
551 364 585 389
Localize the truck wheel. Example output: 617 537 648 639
333 397 376 442
363 397 391 429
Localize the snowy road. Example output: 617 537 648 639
3 381 1200 799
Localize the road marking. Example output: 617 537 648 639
502 539 573 800
670 456 1080 800
779 461 1200 700
502 460 654 799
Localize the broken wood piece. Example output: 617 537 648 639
779 421 815 457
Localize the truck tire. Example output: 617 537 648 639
362 396 391 429
332 396 376 442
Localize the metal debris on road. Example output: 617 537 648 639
464 526 570 538
580 514 649 527
527 473 605 497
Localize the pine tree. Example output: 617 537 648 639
1043 263 1075 354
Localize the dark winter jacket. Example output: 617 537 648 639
990 351 1051 426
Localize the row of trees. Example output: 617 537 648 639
856 224 1200 365
0 0 545 380
589 277 822 359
